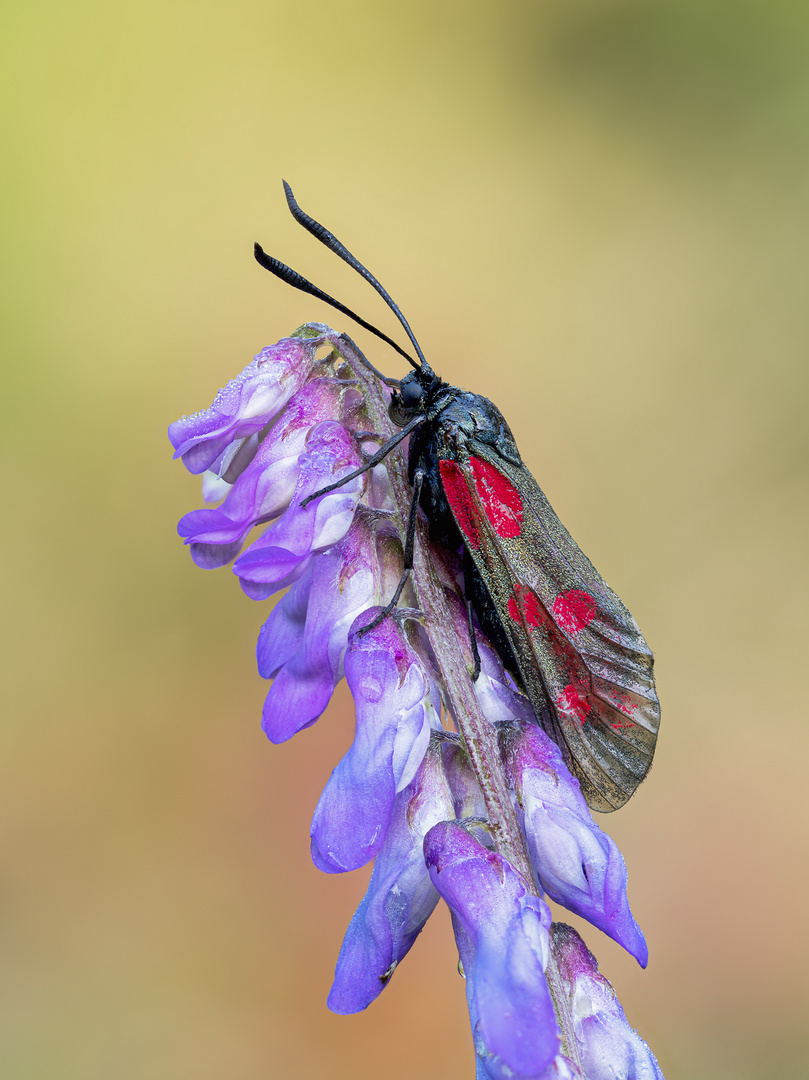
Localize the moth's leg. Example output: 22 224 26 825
300 416 423 507
466 598 482 682
460 547 483 681
351 430 384 443
357 468 425 637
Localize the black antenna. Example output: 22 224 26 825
282 181 432 375
253 244 413 381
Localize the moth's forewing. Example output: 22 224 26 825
438 445 660 813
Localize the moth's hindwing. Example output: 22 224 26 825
438 445 660 813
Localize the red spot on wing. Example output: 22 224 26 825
510 584 607 730
470 456 523 538
553 589 597 633
508 582 549 628
439 459 481 549
556 684 590 726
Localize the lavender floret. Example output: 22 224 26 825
328 734 453 1013
552 924 664 1080
310 612 442 873
502 721 648 967
425 820 559 1078
257 516 384 743
168 335 323 473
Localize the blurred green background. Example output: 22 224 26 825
2 1 807 1077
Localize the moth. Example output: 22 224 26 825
254 183 660 812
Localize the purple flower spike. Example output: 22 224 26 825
328 735 454 1014
168 332 331 474
171 326 664 1079
260 517 384 743
552 924 663 1080
177 378 348 568
503 722 648 967
424 821 559 1079
233 421 365 600
310 615 442 874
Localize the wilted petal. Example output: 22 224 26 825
552 924 664 1080
261 517 382 743
168 333 331 473
503 722 647 967
424 821 559 1079
310 615 441 873
328 736 454 1013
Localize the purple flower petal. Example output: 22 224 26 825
237 554 313 603
424 821 559 1079
445 591 537 729
168 333 332 473
261 517 383 743
538 1058 586 1080
552 924 664 1080
211 430 262 485
503 722 648 967
476 1054 584 1080
255 561 315 679
177 380 349 567
327 735 454 1014
200 469 233 504
441 737 487 821
187 538 245 570
232 421 365 599
310 615 442 873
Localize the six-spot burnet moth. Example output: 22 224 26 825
254 182 660 812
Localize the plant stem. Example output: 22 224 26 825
340 333 583 1069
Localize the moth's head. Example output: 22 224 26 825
388 367 441 427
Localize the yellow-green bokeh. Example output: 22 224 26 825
2 2 807 1078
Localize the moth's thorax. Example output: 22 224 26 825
428 389 523 467
390 372 522 464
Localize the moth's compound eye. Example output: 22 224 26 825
400 380 424 408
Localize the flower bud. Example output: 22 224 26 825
328 735 455 1013
502 722 647 967
552 924 663 1080
424 821 559 1079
